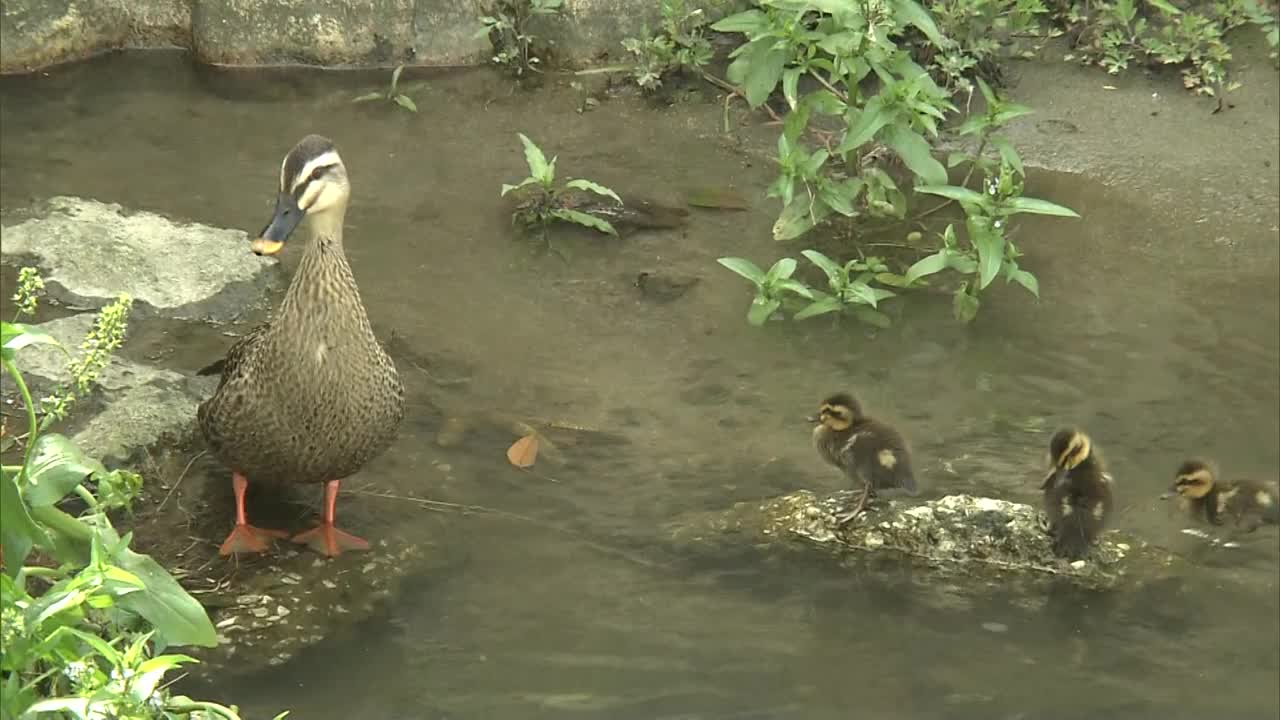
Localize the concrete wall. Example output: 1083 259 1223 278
0 0 730 74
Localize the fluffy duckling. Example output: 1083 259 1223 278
1163 459 1279 532
1041 428 1115 560
809 392 917 522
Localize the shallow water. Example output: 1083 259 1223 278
1 52 1278 719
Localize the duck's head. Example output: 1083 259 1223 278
808 392 863 432
251 134 350 256
1044 428 1092 489
1164 459 1216 500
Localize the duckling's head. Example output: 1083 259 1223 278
808 393 864 432
1164 459 1217 500
1045 428 1092 488
252 134 351 256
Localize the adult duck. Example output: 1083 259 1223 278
198 134 404 557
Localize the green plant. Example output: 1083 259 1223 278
622 0 715 90
352 64 418 112
477 0 564 76
793 250 899 326
1 270 283 720
716 257 814 326
925 0 1051 91
1060 0 1273 95
501 133 624 236
1241 0 1279 63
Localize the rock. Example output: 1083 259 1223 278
10 314 217 464
0 0 733 74
1 196 279 322
668 490 1181 590
0 0 189 75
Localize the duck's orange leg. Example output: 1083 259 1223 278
219 473 288 555
291 480 370 557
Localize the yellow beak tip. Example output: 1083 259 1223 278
250 238 285 256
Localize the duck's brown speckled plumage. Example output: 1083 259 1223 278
1168 459 1279 532
1041 428 1114 560
810 392 917 521
198 136 404 489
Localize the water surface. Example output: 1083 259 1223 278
1 52 1277 719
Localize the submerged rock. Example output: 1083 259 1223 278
2 196 278 322
671 490 1171 589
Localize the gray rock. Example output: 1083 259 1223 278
12 313 215 465
669 490 1179 590
2 196 279 322
0 0 731 73
0 0 189 74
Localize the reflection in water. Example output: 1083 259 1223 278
1 53 1277 719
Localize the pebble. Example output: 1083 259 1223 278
322 579 337 589
276 605 291 617
251 607 269 618
215 616 238 629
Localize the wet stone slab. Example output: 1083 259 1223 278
670 490 1179 590
1 196 280 322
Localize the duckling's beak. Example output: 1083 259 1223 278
805 415 819 423
1050 465 1068 488
251 192 303 256
1160 483 1178 500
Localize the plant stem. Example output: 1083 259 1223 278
917 132 991 219
2 357 39 484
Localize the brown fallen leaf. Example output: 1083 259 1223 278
507 433 539 468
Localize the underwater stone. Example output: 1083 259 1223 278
2 196 278 322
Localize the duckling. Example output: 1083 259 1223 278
809 392 917 523
198 135 405 557
1163 459 1279 532
1041 428 1114 560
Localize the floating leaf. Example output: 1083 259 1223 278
507 434 539 468
684 187 749 210
1003 197 1081 217
393 94 418 113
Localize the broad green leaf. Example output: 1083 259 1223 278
991 136 1024 177
500 177 539 196
747 296 781 326
1003 196 1081 217
1147 0 1182 15
351 92 383 104
916 184 988 206
975 76 997 106
775 279 815 299
1010 269 1041 298
131 654 197 702
972 226 1005 289
711 9 768 34
717 257 767 285
744 46 789 108
565 179 622 204
845 282 884 307
1 472 46 576
764 257 798 283
895 0 944 47
953 285 980 323
23 434 105 507
1 321 65 362
955 114 990 136
802 149 830 177
820 178 862 216
794 297 843 320
25 697 91 716
991 104 1035 125
882 125 947 186
906 248 957 281
837 96 889 155
853 306 893 328
393 94 418 112
549 208 618 235
115 547 217 647
781 67 802 110
30 586 92 627
53 626 120 664
801 250 844 288
772 199 826 240
516 134 550 182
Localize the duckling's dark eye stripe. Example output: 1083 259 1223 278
291 164 337 199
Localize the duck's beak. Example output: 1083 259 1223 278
251 192 303 256
1160 483 1178 500
805 415 818 423
1040 465 1068 490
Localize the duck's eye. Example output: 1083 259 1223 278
310 167 326 182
